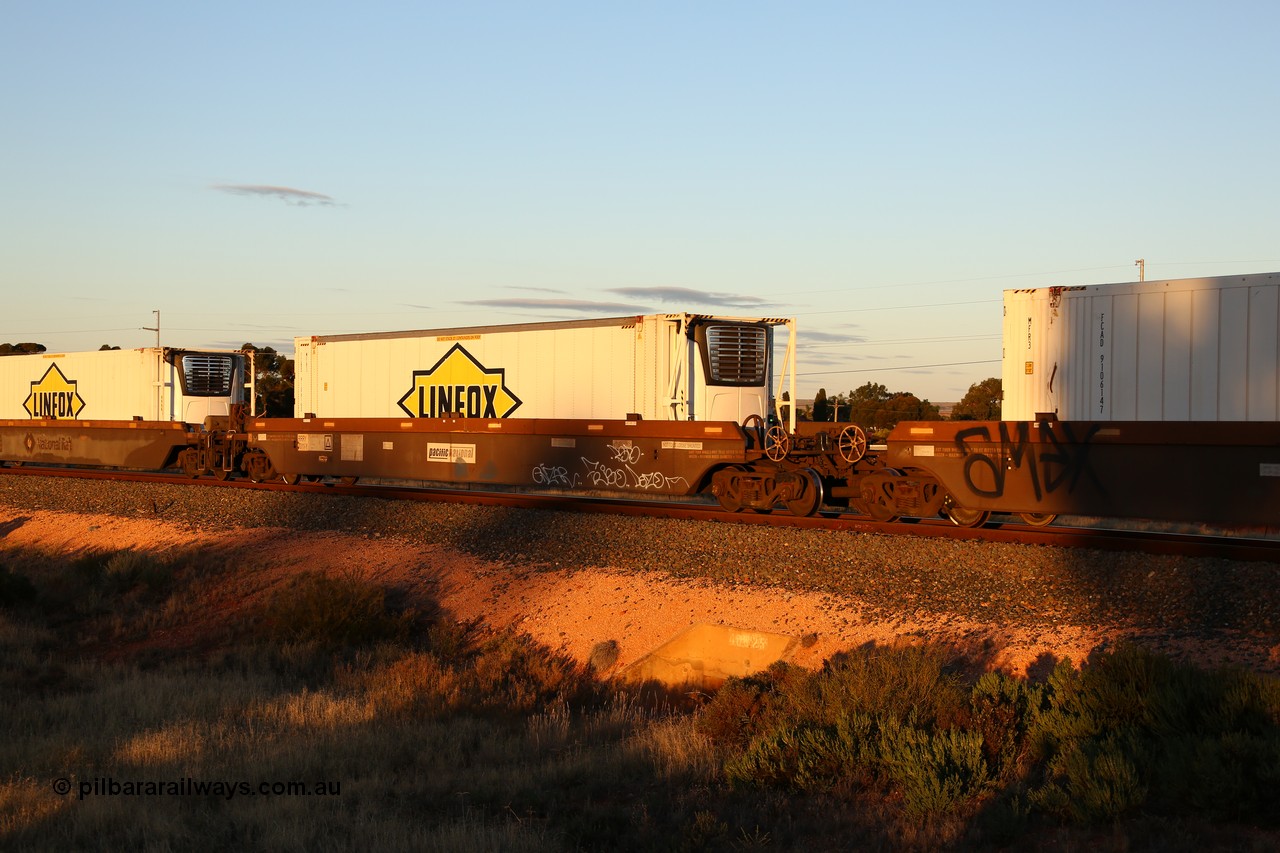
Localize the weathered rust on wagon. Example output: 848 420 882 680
0 419 195 470
883 419 1280 526
246 416 759 499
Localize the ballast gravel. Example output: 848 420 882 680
2 474 1278 673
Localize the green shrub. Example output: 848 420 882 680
724 713 875 792
877 716 992 817
818 643 971 728
708 644 992 817
970 670 1046 778
1030 733 1148 821
1028 644 1280 825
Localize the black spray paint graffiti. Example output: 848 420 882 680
954 421 1104 501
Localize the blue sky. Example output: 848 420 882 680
3 1 1278 402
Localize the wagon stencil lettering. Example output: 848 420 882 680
396 344 522 419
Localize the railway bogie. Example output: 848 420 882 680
709 464 822 515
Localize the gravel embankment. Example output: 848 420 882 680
2 475 1277 656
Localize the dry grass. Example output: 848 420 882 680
2 544 1279 852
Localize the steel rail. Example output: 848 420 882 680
2 464 1278 563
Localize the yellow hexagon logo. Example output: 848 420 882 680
23 363 86 419
396 344 521 418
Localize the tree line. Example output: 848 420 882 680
5 340 1001 428
802 377 1002 435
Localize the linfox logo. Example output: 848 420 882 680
24 364 86 419
396 344 522 419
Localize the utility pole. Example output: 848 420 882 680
142 310 160 348
1135 259 1145 282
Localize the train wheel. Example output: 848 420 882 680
338 476 359 486
860 472 902 522
280 473 301 486
245 452 277 483
786 470 824 517
943 503 990 528
838 424 868 464
716 492 743 512
1020 512 1057 527
865 500 900 523
713 468 745 512
213 468 231 481
764 425 790 462
178 448 203 478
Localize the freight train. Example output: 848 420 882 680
3 290 1280 529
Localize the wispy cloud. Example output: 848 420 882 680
458 298 650 314
606 286 782 311
211 184 339 207
801 329 868 345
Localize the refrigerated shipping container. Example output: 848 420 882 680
293 313 797 425
1001 272 1280 422
0 348 246 424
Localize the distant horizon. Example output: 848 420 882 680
8 266 1280 406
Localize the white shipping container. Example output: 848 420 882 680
0 348 245 423
294 314 796 424
1002 272 1280 421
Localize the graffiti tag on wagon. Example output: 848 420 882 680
954 421 1103 501
606 443 643 465
532 463 580 488
530 457 688 492
582 458 688 491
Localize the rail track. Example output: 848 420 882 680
4 464 1277 563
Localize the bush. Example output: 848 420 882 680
469 631 592 713
705 644 993 817
257 571 411 648
1027 644 1280 825
102 551 173 595
0 565 36 607
704 642 1280 827
62 550 172 596
877 717 992 817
